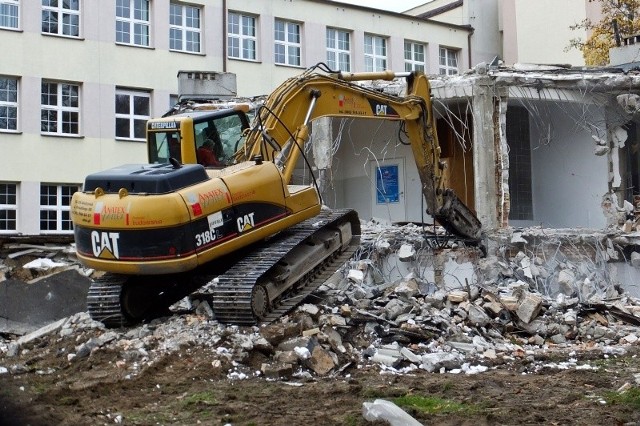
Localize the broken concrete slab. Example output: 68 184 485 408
0 269 91 332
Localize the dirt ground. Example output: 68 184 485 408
2 328 640 426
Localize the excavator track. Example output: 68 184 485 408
86 274 129 328
87 209 360 328
199 209 361 325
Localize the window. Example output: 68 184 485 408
40 184 77 233
228 12 256 60
42 0 79 37
115 89 150 140
0 0 19 29
170 3 201 53
41 81 79 135
404 41 426 72
0 76 18 131
274 19 301 66
507 106 533 221
439 47 459 75
0 183 17 232
116 0 150 47
326 28 350 72
364 34 387 72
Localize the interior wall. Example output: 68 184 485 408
525 102 608 228
323 118 426 223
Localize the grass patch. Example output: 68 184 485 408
183 391 217 406
604 387 640 409
392 394 481 415
343 414 358 426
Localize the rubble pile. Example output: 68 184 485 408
2 222 640 382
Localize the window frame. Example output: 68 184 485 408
364 34 387 72
0 75 18 132
116 0 151 47
227 11 257 61
169 2 201 53
439 47 459 76
40 80 80 136
39 183 77 234
115 88 151 141
41 0 80 38
404 40 426 72
326 27 351 72
0 0 19 30
0 182 17 233
274 18 301 67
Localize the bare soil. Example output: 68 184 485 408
2 330 640 426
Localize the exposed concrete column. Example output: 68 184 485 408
471 77 500 230
312 116 333 198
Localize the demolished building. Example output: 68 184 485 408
304 63 640 301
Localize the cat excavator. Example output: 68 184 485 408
71 63 482 327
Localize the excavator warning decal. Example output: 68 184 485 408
91 231 120 259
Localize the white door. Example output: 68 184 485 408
370 158 406 223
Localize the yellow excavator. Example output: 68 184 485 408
71 63 482 327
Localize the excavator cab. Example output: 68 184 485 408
147 107 251 167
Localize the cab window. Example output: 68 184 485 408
149 131 181 164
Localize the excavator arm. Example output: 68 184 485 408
242 65 482 241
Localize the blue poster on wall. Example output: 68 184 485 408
376 164 399 204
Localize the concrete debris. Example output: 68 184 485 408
5 221 640 386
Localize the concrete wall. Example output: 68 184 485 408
321 118 426 223
501 0 588 66
522 102 608 228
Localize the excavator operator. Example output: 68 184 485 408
197 138 222 167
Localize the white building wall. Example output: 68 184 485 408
526 102 608 229
503 0 588 66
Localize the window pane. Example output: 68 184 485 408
169 3 181 25
243 39 255 60
242 16 255 37
42 10 58 33
274 20 284 41
116 117 129 138
116 0 129 18
133 119 146 139
275 44 285 63
228 37 239 57
133 95 149 115
41 109 57 132
115 94 130 114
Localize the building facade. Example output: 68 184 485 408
408 0 603 67
0 0 471 236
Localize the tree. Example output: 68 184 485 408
567 0 640 66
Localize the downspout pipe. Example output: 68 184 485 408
467 26 475 69
222 0 227 72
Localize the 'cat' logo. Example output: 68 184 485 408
236 213 255 232
91 231 120 259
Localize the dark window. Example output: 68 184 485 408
507 105 533 221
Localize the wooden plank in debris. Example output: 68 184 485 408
7 248 41 259
6 243 68 252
